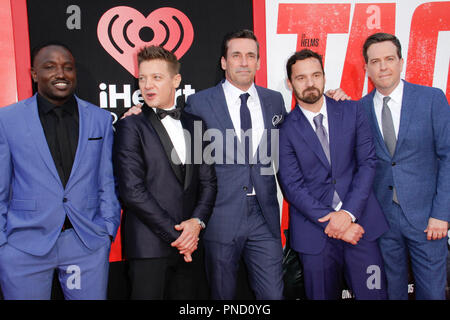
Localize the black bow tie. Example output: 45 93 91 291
156 108 181 120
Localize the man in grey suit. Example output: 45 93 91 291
360 32 450 299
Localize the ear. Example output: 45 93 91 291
286 78 293 92
173 73 182 89
400 57 404 72
30 67 37 83
220 56 227 71
256 57 261 71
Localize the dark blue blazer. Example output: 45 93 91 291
185 81 286 244
360 80 450 229
278 97 388 255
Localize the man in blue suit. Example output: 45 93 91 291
0 42 121 299
360 33 450 299
185 30 286 299
277 49 388 299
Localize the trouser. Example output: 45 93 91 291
0 229 111 300
378 202 448 300
204 196 284 300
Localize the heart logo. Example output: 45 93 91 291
97 6 194 78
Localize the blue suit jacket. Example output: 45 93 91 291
185 81 286 244
361 80 450 229
0 94 121 256
278 97 388 255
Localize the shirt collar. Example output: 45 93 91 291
37 93 78 116
223 79 257 103
297 96 328 120
374 79 404 105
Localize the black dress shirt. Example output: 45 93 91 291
37 94 79 229
37 94 79 187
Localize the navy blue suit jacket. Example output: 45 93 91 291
185 81 286 244
361 80 450 229
278 97 388 254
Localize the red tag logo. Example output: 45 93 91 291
97 6 194 77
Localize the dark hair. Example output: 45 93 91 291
30 41 74 67
363 32 402 63
286 49 324 80
221 29 259 59
137 45 180 74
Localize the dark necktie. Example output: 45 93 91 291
240 93 252 161
53 107 73 187
156 107 181 120
313 114 341 209
240 93 253 192
381 96 399 203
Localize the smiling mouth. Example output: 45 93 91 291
52 81 70 89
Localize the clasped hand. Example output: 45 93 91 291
318 210 365 245
170 218 202 262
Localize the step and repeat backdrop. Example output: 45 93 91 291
0 0 449 299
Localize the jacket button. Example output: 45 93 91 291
388 186 393 190
63 198 68 203
332 179 336 185
243 186 248 191
392 162 396 166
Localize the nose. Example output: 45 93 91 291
144 78 154 89
379 60 387 70
55 65 65 78
305 76 314 87
240 55 248 66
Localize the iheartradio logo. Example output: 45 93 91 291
97 6 194 77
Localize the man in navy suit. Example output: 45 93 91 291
277 49 388 299
360 33 450 299
184 29 286 299
113 45 217 299
0 42 121 299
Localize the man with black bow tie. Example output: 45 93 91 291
113 45 217 299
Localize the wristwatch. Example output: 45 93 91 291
195 218 206 229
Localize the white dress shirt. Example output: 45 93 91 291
373 80 404 139
298 99 356 221
152 105 186 165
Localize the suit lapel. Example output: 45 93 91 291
395 81 416 155
180 113 193 190
293 106 330 170
254 86 273 163
364 91 391 158
66 96 90 189
209 83 235 134
23 95 62 187
326 97 342 173
142 105 185 186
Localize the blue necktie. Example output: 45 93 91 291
240 93 253 192
240 93 252 162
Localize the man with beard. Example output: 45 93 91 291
277 49 388 299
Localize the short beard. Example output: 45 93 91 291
295 87 323 104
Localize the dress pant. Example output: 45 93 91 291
128 243 208 300
204 196 284 300
378 202 448 300
0 228 111 300
300 236 387 300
